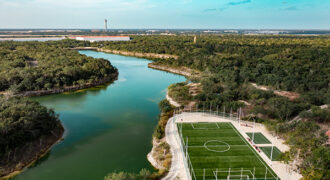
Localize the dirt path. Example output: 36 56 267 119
251 83 300 100
166 91 181 107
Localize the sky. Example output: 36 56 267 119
0 0 329 29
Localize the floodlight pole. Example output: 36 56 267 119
223 106 225 117
185 137 188 159
270 144 274 164
203 168 205 180
241 168 243 179
215 168 218 180
230 108 232 120
252 118 256 144
253 167 256 180
210 102 212 113
203 102 205 113
216 105 219 115
264 167 267 180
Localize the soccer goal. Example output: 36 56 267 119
227 175 250 180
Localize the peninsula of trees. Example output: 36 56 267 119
0 97 64 177
0 41 118 95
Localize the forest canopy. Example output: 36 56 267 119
0 40 118 93
98 35 330 179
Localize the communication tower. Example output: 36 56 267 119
105 19 108 32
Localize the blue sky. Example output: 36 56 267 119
0 0 329 29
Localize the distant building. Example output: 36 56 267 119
91 29 101 32
69 36 131 42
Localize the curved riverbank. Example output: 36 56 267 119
70 47 179 60
5 73 118 97
0 124 64 179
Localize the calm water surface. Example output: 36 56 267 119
15 51 185 180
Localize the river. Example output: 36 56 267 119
14 50 186 180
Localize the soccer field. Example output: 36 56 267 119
178 122 279 180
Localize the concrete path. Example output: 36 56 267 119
162 117 188 180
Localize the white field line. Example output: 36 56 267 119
191 122 220 129
229 123 277 179
187 145 248 148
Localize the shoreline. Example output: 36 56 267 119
71 47 179 60
148 63 193 77
0 58 118 178
0 124 64 179
3 73 118 97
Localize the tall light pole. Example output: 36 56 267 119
105 19 108 32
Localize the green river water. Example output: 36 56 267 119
14 51 185 180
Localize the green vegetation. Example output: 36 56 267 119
100 35 330 180
0 40 119 178
0 96 63 177
168 82 191 105
246 132 271 144
277 121 329 180
100 35 330 179
153 99 174 139
179 122 278 180
0 40 118 93
260 147 282 161
104 169 152 180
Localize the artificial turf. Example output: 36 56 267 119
260 146 282 161
178 122 279 180
246 132 272 144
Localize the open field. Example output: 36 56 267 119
178 122 279 180
246 133 271 144
260 147 282 161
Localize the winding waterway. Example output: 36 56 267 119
15 51 185 180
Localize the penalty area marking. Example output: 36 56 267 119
204 140 230 153
191 122 220 129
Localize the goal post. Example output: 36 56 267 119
227 175 250 180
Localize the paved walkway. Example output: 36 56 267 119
162 118 188 180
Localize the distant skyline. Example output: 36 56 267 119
0 0 329 29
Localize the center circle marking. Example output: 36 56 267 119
203 140 230 152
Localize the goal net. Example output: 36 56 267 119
227 175 250 180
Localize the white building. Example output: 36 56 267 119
70 36 131 42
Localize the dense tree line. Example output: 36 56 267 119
100 35 330 179
0 97 62 154
0 96 64 178
0 40 118 93
101 35 329 105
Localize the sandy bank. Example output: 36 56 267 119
71 47 178 60
148 63 193 77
